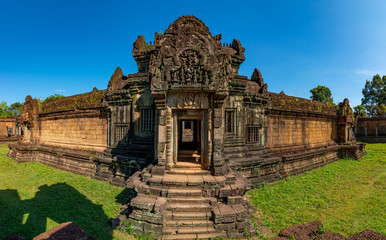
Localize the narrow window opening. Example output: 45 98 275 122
225 110 235 134
141 108 154 132
247 126 259 143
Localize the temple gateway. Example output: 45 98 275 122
8 16 365 239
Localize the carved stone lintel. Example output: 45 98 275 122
166 93 209 109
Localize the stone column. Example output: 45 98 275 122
212 97 225 176
154 99 167 167
107 107 112 147
207 109 212 170
165 108 173 169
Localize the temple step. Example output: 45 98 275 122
167 188 203 197
178 150 201 163
166 168 210 175
165 202 211 212
167 197 213 204
178 150 198 154
174 162 201 169
165 211 211 220
150 174 226 188
164 219 214 227
163 226 217 235
162 231 226 240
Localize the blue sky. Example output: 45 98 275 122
1 0 385 107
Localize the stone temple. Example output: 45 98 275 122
7 15 365 239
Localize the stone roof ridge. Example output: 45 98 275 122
40 89 107 113
268 91 320 103
267 91 337 116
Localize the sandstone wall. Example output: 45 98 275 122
0 117 16 136
267 114 337 149
355 116 386 143
37 89 108 152
267 93 337 150
356 117 386 136
38 112 107 152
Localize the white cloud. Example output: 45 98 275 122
56 89 66 93
353 69 379 76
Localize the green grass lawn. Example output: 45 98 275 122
248 143 386 237
0 144 132 240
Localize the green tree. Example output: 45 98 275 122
353 105 367 117
0 101 10 117
43 94 64 103
9 102 23 116
361 74 386 117
310 85 334 105
377 104 386 117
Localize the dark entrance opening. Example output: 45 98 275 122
178 119 201 163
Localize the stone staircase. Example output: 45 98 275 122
126 162 252 239
162 164 224 239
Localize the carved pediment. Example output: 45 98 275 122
149 16 234 92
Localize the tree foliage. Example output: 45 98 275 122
9 102 23 116
0 101 10 117
0 101 24 117
43 94 64 103
310 85 334 105
361 74 386 117
353 105 367 117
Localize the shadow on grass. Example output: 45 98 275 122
115 188 135 206
0 183 112 240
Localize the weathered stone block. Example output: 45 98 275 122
151 166 165 175
130 196 156 211
149 175 163 186
212 205 223 224
128 219 144 232
236 220 249 229
218 203 236 223
149 186 162 196
142 172 151 182
203 188 216 198
227 196 243 205
232 204 248 221
143 222 162 234
215 223 236 232
219 185 231 198
154 197 166 212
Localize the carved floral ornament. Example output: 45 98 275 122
166 93 209 109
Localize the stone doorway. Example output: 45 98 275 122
178 119 201 164
172 110 208 169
